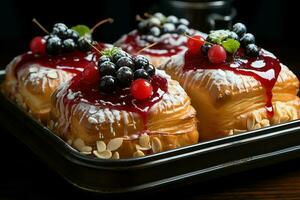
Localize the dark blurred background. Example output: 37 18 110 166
0 0 299 71
1 0 300 199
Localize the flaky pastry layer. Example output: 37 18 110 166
160 51 300 140
49 70 199 158
1 56 73 122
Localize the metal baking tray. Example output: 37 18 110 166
1 69 300 195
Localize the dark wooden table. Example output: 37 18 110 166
1 127 300 200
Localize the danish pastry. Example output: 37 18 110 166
115 12 204 66
49 48 199 158
160 24 300 140
2 22 111 122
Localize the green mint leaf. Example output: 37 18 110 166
221 38 240 54
207 30 231 44
101 47 121 57
71 25 91 37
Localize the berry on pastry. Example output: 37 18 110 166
49 48 199 158
114 12 205 66
160 22 300 140
2 19 112 122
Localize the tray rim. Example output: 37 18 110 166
3 69 300 194
1 69 300 169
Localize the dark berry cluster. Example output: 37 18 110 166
97 50 155 94
186 23 261 64
138 12 190 38
44 23 92 55
231 23 259 57
202 23 260 58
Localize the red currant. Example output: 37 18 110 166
30 36 46 55
208 45 227 64
187 35 205 54
81 64 100 85
130 79 153 100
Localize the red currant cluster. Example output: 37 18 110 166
187 35 227 64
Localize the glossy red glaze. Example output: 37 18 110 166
66 73 168 128
15 43 107 76
15 42 168 129
122 30 187 57
183 49 281 118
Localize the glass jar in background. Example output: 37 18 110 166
159 0 236 32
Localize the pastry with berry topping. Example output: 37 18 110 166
114 12 205 67
160 23 300 140
49 48 199 158
1 21 112 122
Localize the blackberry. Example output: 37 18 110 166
99 61 116 76
78 37 91 51
134 69 149 80
116 66 134 87
52 23 68 39
99 76 117 93
46 35 62 55
149 26 161 37
167 15 178 24
245 44 259 57
240 33 255 47
232 23 247 37
133 55 149 69
116 57 135 70
62 39 76 52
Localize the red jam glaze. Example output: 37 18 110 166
14 43 107 76
183 49 281 118
65 69 168 128
122 30 187 57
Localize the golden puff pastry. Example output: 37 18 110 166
49 69 199 159
2 56 72 121
160 49 300 140
1 44 111 122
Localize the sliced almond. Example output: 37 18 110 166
253 123 261 129
107 138 123 151
288 108 298 120
81 151 92 155
73 138 85 150
253 112 262 123
136 144 151 151
80 146 92 152
47 71 58 79
96 141 106 152
112 152 120 159
233 129 246 134
246 116 255 130
48 120 54 130
281 114 290 123
139 134 150 147
228 130 234 135
151 137 162 153
67 139 73 145
260 119 270 127
93 150 112 159
133 150 145 158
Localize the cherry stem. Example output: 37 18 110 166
144 12 152 18
184 32 214 46
136 41 159 54
32 18 49 34
136 14 146 22
83 38 102 54
91 18 114 33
